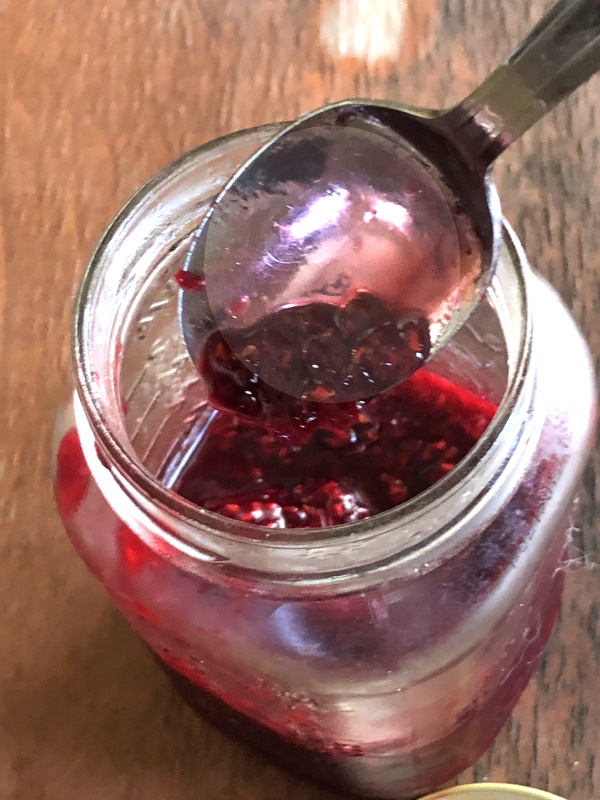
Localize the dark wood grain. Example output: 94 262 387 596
1 0 599 798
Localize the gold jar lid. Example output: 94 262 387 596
423 784 567 800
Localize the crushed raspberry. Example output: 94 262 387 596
204 478 373 528
199 291 431 413
54 427 91 519
177 368 498 527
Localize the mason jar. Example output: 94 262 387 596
52 124 597 799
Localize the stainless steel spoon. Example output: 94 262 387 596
180 0 600 404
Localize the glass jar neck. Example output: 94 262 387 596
73 127 536 586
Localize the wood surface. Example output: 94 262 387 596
2 0 599 798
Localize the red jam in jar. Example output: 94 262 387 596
175 287 493 527
176 367 497 527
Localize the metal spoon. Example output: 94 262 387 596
180 0 600 404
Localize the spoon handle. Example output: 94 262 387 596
449 0 600 169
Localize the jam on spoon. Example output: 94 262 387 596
175 281 497 528
195 289 431 416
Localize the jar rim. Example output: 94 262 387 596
421 784 567 800
73 125 534 579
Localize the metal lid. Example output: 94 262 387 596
423 784 567 800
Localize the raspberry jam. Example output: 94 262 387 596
177 368 497 527
196 291 432 410
174 286 490 527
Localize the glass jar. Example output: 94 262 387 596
52 124 597 799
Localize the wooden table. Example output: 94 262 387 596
2 1 599 798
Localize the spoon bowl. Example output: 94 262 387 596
180 0 600 404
